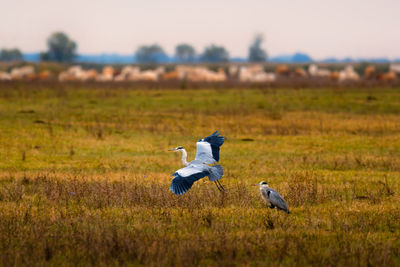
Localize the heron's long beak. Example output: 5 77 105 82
252 184 260 186
168 148 176 151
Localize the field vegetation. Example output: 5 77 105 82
0 82 399 266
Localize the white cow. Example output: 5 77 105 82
228 65 239 77
308 64 331 77
96 66 115 82
338 65 360 82
174 66 226 82
58 66 98 81
239 65 275 82
10 66 35 80
0 71 11 81
121 67 160 82
390 64 400 74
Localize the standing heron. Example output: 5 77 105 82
255 181 290 218
168 131 225 195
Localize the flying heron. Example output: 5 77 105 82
255 181 290 219
168 131 225 195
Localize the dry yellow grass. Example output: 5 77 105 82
0 83 399 266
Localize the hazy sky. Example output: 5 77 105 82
1 0 399 59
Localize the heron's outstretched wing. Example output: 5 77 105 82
170 164 209 195
268 190 290 213
195 131 224 164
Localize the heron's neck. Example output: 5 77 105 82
260 185 269 191
180 149 189 166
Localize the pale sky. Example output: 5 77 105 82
1 0 399 59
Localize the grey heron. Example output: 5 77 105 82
256 181 290 215
168 131 225 195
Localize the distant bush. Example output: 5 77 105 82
0 48 23 62
248 34 267 62
175 43 196 63
135 44 168 64
40 32 77 62
200 44 229 63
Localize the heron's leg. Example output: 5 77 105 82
276 209 279 224
214 181 222 191
216 180 225 191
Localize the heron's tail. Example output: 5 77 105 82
208 165 223 181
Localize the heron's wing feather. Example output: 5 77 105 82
195 142 215 164
268 190 289 213
176 164 206 177
195 131 224 163
170 165 209 195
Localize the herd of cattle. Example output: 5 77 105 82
0 64 399 83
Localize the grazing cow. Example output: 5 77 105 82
96 66 115 81
377 72 397 82
389 64 400 74
215 68 227 82
138 70 159 81
155 66 165 76
58 72 76 82
0 71 11 81
103 66 114 76
85 69 98 81
329 71 340 81
275 64 290 76
308 64 331 77
338 66 360 82
26 73 40 81
238 66 252 82
228 65 239 77
10 66 35 80
176 66 227 82
294 68 307 77
239 65 275 82
201 68 226 82
58 65 90 81
161 70 182 81
114 66 140 81
248 64 264 74
38 70 52 81
252 72 275 82
125 66 166 82
69 66 87 81
119 66 160 82
364 65 376 79
185 67 206 82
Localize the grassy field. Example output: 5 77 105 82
0 83 400 266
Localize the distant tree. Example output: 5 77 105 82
175 43 196 63
248 34 267 62
0 48 23 62
135 44 167 63
200 44 229 63
40 32 77 62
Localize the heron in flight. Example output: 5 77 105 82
168 131 225 195
256 181 290 215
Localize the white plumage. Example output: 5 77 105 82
168 131 225 195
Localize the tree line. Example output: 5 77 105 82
0 32 267 63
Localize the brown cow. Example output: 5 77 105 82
86 69 98 81
0 71 11 81
275 64 290 76
377 72 397 82
329 71 340 81
161 71 181 81
364 65 375 79
295 68 307 77
38 70 53 81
